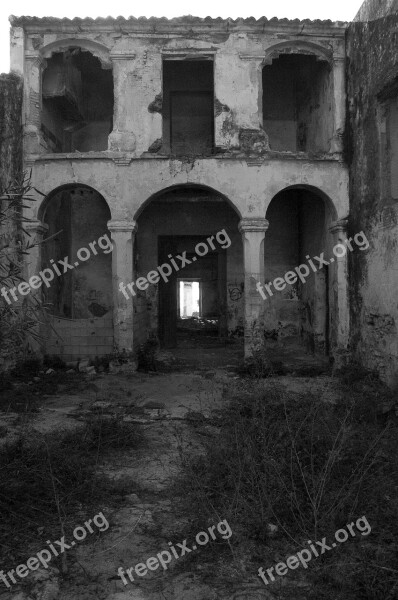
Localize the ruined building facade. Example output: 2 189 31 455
8 14 351 365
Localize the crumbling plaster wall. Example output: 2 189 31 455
28 157 348 353
347 3 398 386
27 158 349 224
12 18 345 158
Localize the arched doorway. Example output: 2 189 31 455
135 185 243 350
40 184 113 359
264 187 336 355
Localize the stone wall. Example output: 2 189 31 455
0 73 23 190
45 314 114 360
0 72 23 273
354 0 398 20
0 73 23 367
347 4 398 385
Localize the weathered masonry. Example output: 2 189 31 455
347 0 398 386
10 15 349 362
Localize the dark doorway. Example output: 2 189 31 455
158 236 227 348
170 91 213 155
262 54 332 153
264 188 330 355
162 60 214 156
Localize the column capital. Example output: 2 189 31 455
329 218 348 235
239 53 265 62
109 52 136 61
332 55 345 65
24 220 49 236
107 220 137 234
238 218 269 234
25 53 46 69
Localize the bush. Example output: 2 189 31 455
176 376 398 598
0 172 47 366
177 377 397 546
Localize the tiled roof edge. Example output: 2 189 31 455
9 14 348 28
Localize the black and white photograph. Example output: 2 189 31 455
0 0 397 598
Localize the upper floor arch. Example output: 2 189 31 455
260 42 335 153
262 40 333 67
39 38 112 69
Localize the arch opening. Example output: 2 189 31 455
41 185 112 320
41 48 114 153
41 39 112 68
264 187 335 356
135 185 244 353
262 53 333 153
134 183 242 220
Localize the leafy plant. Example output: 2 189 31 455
0 172 48 366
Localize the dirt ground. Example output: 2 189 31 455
0 348 340 600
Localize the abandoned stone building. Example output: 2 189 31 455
2 0 398 385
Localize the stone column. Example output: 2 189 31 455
238 217 269 357
329 218 350 363
331 56 346 154
108 53 137 153
107 220 137 352
24 55 46 155
23 220 49 280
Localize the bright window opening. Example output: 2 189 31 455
178 280 201 318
